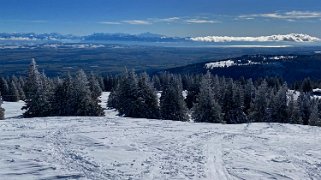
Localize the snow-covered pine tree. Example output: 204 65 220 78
221 79 247 124
22 59 52 117
116 70 141 117
0 93 4 120
0 77 9 101
53 73 75 116
152 75 161 91
107 87 119 109
160 75 188 121
244 79 254 114
134 73 160 119
287 94 303 124
73 69 104 116
270 83 288 123
297 92 312 125
12 75 25 100
185 82 200 109
309 101 321 126
249 80 269 122
89 72 102 100
7 80 20 102
192 71 222 123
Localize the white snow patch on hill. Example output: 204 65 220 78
0 92 321 179
205 60 235 68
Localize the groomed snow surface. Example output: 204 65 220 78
0 92 321 180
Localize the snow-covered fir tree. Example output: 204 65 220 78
22 59 52 117
192 71 222 123
53 73 75 116
116 70 140 117
7 80 20 102
160 75 188 121
0 77 9 101
270 83 288 123
72 69 104 116
136 73 160 119
287 94 303 124
0 93 4 120
89 72 102 100
309 101 321 126
297 92 312 125
250 80 269 122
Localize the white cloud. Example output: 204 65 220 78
239 11 321 21
191 33 321 43
123 20 151 25
156 17 180 22
99 21 122 25
185 19 219 24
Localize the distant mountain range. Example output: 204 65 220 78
0 32 320 46
165 53 321 82
0 32 186 43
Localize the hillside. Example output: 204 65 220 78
0 93 320 179
166 53 321 82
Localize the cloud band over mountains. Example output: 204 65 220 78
190 33 321 43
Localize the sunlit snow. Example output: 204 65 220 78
0 92 320 179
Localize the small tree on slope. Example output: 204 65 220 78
0 93 5 120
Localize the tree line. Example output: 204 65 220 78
0 59 104 118
108 71 321 126
0 59 321 127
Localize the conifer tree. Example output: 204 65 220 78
185 82 200 109
244 79 254 114
116 70 141 117
11 75 25 100
0 93 4 120
160 76 188 121
107 87 119 109
287 94 302 124
89 72 102 100
7 80 20 102
301 78 313 93
72 69 104 116
270 84 288 123
192 72 222 123
22 59 52 117
250 80 268 122
297 92 312 125
136 73 160 119
0 77 9 101
309 101 321 126
53 73 75 116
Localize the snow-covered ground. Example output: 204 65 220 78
0 93 321 179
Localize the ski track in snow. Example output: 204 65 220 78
0 92 321 179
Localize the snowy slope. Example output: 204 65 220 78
0 93 321 179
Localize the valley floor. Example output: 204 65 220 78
0 93 321 179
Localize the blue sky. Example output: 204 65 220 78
1 0 321 37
